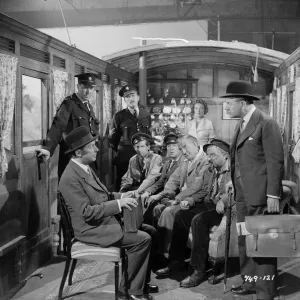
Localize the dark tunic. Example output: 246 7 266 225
109 107 151 189
42 93 100 178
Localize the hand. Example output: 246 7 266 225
122 191 136 198
36 149 50 160
145 194 163 207
119 198 138 211
216 200 225 214
225 181 234 195
180 200 190 210
267 197 280 213
141 191 150 203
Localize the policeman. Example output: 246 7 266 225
36 72 100 179
109 84 151 191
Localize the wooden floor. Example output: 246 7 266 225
8 256 300 300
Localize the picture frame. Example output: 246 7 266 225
222 101 240 120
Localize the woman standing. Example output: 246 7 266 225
187 99 216 146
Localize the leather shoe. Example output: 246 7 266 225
231 285 255 295
180 271 206 288
144 283 159 293
119 292 155 300
156 261 186 277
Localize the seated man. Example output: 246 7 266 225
120 133 162 196
154 135 210 256
156 139 232 281
59 126 156 300
141 133 185 226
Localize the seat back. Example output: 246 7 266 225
58 192 75 253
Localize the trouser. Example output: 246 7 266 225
234 173 277 300
168 202 216 262
111 229 151 296
190 209 223 273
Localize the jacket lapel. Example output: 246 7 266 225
237 109 260 148
187 151 205 176
180 160 189 188
73 93 90 113
126 108 137 123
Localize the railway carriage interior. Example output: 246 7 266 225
1 1 300 300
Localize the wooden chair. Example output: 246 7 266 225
57 192 123 300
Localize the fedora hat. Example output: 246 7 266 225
220 80 260 101
65 126 98 154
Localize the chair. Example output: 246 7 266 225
187 180 297 284
57 192 124 300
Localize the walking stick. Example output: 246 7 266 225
223 187 233 293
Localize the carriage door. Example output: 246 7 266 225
20 68 51 277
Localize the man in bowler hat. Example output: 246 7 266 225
222 80 284 300
36 72 100 179
109 84 151 190
59 126 157 300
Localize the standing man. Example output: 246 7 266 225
222 81 284 300
109 84 151 190
36 73 100 179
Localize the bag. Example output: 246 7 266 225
243 215 300 257
123 196 144 233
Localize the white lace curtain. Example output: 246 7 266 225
292 77 300 163
52 69 69 114
0 54 18 177
103 83 112 136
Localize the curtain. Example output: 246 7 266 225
103 83 112 136
0 54 18 177
279 85 287 135
268 93 274 118
114 86 122 112
292 77 300 163
52 69 69 115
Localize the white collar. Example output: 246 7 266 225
72 158 90 174
128 106 139 115
243 105 256 123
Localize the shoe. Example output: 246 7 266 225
156 261 186 277
119 292 155 300
180 271 206 288
144 283 159 293
231 285 255 295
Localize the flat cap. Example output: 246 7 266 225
164 133 179 145
119 84 139 97
203 139 230 154
74 72 100 87
131 133 152 146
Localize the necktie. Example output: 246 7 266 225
240 119 245 133
133 109 137 118
168 160 174 172
83 101 90 112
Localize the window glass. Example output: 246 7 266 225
22 75 42 142
191 69 213 97
218 69 240 96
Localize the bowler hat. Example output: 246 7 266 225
164 133 178 145
131 133 152 146
65 126 98 154
220 80 260 101
119 84 139 97
74 73 100 87
203 139 230 154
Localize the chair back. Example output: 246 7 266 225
58 192 75 252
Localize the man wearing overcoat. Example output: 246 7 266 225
109 84 151 190
36 73 100 178
222 81 284 300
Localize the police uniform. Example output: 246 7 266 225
109 84 151 190
42 73 100 178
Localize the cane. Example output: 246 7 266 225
223 187 233 293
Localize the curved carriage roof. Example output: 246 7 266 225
103 40 288 74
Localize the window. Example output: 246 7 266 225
191 69 213 98
218 69 240 96
22 75 43 142
167 69 187 79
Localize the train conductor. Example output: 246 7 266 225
109 84 151 191
36 72 100 179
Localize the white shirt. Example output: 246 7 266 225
128 106 139 117
72 159 121 211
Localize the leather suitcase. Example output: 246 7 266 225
123 196 144 233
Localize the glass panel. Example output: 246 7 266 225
191 69 213 97
167 69 187 79
253 74 267 98
218 69 240 96
22 75 42 142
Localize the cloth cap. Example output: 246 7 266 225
131 133 152 146
65 126 98 154
203 139 230 154
220 80 260 101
